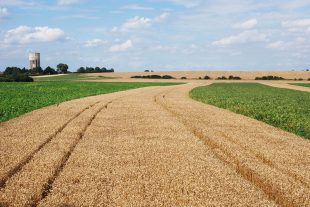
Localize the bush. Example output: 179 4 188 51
131 75 175 79
228 75 241 80
144 70 150 72
0 73 33 82
204 75 211 80
77 66 114 73
181 77 187 79
255 76 285 80
216 76 227 80
162 75 175 79
43 66 57 75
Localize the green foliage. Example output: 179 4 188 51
131 75 175 79
33 74 118 82
218 76 227 80
1 67 34 82
0 81 180 122
216 75 241 80
77 67 114 73
291 83 310 88
57 63 69 74
191 83 310 139
255 76 284 80
43 66 57 75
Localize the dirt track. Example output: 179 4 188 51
0 84 309 206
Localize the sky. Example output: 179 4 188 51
0 0 310 72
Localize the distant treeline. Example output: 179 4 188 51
0 64 68 82
77 67 114 73
255 76 284 80
131 75 175 79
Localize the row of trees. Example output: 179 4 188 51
77 67 114 73
0 64 69 82
2 64 69 76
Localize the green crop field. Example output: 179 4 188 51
191 83 310 139
0 81 180 122
291 83 310 88
32 73 118 82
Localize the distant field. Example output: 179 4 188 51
191 83 310 139
0 81 180 122
291 83 310 88
83 71 310 80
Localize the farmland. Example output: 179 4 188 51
292 83 310 88
0 81 180 122
0 82 309 206
191 83 310 139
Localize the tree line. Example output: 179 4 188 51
77 67 114 73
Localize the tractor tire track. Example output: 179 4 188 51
37 86 276 207
0 100 114 207
154 86 310 207
0 101 100 189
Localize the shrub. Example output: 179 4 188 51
216 76 227 80
131 75 175 79
228 75 241 80
162 75 175 79
181 77 187 79
76 67 114 73
144 70 150 72
204 75 211 80
0 73 33 82
255 76 285 80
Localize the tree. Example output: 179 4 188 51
44 66 57 75
4 67 22 75
77 67 86 73
57 63 69 74
29 67 43 75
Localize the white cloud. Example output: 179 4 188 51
282 19 310 32
122 4 153 10
57 0 83 6
0 0 32 7
266 41 286 49
0 7 8 19
151 44 177 52
233 19 258 30
4 26 66 44
109 40 133 52
112 13 169 32
170 0 200 8
84 39 107 48
153 12 170 23
212 30 267 46
112 16 152 32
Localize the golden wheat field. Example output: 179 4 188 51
0 79 309 207
83 70 310 81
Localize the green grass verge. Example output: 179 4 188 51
290 83 310 88
33 73 118 82
190 83 310 139
0 81 180 122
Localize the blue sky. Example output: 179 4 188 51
0 0 310 71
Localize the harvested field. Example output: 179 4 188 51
83 70 310 80
0 83 309 206
261 82 310 92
